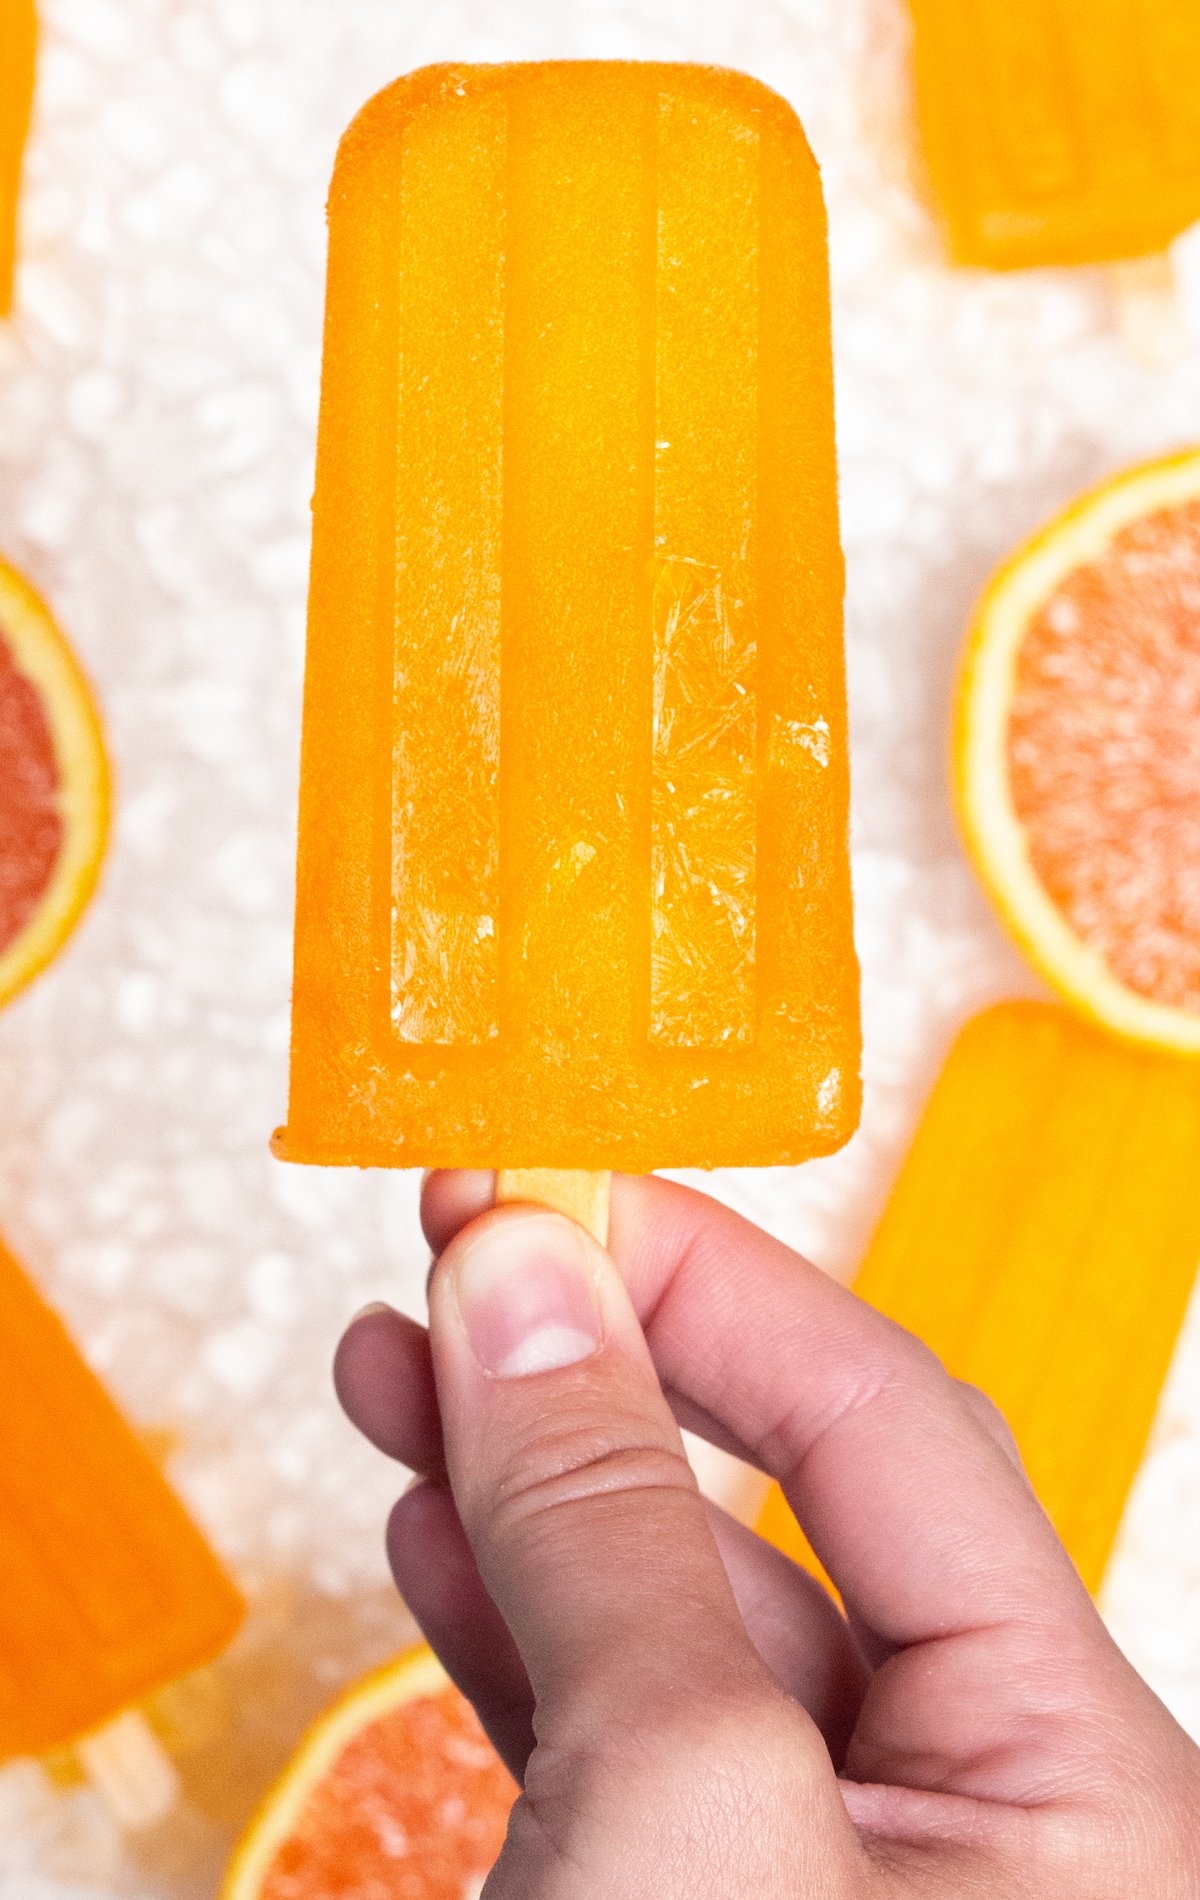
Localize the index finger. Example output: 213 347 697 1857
426 1170 1091 1658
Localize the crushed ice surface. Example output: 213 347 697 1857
0 0 1197 1890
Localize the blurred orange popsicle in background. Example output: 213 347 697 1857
0 1229 243 1820
761 1002 1200 1596
0 0 35 313
274 62 860 1179
909 0 1200 268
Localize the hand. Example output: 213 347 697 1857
335 1173 1200 1898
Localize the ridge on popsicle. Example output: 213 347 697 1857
274 61 861 1178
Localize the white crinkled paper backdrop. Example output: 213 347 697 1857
0 0 1197 1892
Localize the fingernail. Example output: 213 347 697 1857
451 1214 605 1379
350 1300 394 1324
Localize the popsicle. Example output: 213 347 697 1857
273 61 860 1203
759 1002 1200 1596
0 0 36 313
908 0 1200 270
0 1229 244 1822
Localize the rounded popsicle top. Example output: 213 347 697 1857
331 61 821 198
283 58 859 1171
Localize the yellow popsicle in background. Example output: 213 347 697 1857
909 0 1200 268
761 1003 1200 1595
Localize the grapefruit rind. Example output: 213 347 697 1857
219 1645 451 1900
0 557 111 1008
954 449 1200 1058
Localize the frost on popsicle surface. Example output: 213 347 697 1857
651 556 756 1047
389 84 505 1047
391 603 500 1045
651 83 759 1049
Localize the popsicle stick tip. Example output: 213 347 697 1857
74 1709 180 1831
1107 254 1190 368
496 1170 612 1247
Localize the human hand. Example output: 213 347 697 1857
335 1173 1200 1898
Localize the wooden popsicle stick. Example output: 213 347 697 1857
683 1428 771 1529
496 1178 769 1527
496 1170 611 1247
74 1708 180 1831
1107 253 1190 367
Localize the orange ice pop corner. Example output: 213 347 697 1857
908 0 1200 268
275 61 860 1174
0 1232 244 1762
0 0 36 313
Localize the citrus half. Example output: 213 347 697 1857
0 556 110 1008
954 450 1200 1055
221 1645 517 1900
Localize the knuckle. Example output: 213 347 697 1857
765 1311 950 1483
685 1681 823 1786
486 1415 698 1546
954 1378 1024 1462
564 1681 830 1878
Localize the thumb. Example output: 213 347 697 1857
427 1202 765 1724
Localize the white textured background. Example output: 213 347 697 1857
0 0 1197 1893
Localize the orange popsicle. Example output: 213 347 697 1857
0 0 35 313
760 1002 1200 1594
0 1230 244 1766
274 62 860 1175
910 0 1200 268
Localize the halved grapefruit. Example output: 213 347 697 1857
954 450 1200 1055
221 1645 517 1900
0 556 110 1008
